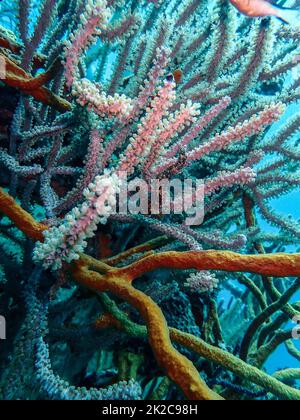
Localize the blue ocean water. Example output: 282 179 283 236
261 102 300 375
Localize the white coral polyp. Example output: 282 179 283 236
185 271 219 293
33 171 122 270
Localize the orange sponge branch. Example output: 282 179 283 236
0 53 71 112
0 188 48 241
118 250 300 280
71 260 224 401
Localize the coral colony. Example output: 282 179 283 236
0 0 300 401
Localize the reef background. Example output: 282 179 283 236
0 0 300 400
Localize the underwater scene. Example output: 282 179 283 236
0 0 300 403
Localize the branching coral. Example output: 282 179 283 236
1 0 300 401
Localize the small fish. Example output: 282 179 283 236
229 0 300 25
165 70 183 85
173 68 183 84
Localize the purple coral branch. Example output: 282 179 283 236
54 129 104 214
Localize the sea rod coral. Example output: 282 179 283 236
0 0 300 401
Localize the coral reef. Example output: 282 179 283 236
0 0 300 400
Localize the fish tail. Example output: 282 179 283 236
274 6 300 26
